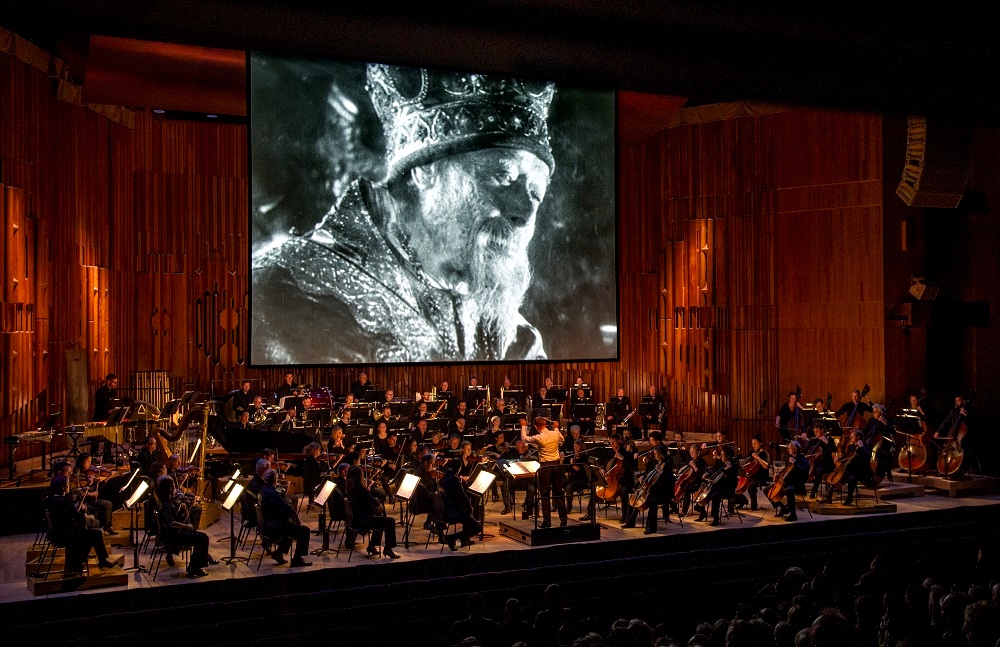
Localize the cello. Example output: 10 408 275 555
628 461 665 511
824 436 859 487
936 394 972 478
897 389 930 472
693 466 726 506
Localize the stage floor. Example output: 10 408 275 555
3 476 1000 605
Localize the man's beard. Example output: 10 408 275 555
464 217 532 359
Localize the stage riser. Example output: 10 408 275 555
7 504 998 647
26 565 128 596
497 520 601 546
889 471 1000 498
25 554 124 577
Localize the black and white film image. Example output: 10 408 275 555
249 52 618 366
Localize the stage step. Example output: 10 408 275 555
498 519 601 546
889 471 1000 498
25 553 124 577
859 482 926 499
810 499 897 515
26 559 128 596
26 541 113 562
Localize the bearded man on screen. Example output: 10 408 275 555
252 63 555 363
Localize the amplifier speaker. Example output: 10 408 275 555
896 116 972 208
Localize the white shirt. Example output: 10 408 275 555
521 425 564 462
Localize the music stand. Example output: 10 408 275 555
121 472 151 573
466 467 497 540
464 387 488 408
217 468 241 543
548 388 568 402
503 390 525 408
395 472 421 548
311 479 338 555
579 464 604 526
221 483 249 565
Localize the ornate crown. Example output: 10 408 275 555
367 64 556 181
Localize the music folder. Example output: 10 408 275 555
501 460 540 478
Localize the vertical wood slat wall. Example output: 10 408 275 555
1 45 886 465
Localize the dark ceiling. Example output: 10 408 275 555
5 1 1000 127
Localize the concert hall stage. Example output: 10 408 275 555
2 471 999 646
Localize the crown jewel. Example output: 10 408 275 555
367 64 555 181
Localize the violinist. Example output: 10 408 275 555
773 440 809 522
155 475 214 576
805 426 835 499
743 435 771 511
165 453 202 528
345 465 400 558
380 431 403 492
776 391 808 441
47 475 116 575
260 469 312 566
561 423 582 453
563 438 591 513
641 443 675 534
521 416 568 528
457 441 479 483
73 453 115 534
439 467 481 550
411 452 442 529
823 429 872 506
246 457 271 497
677 443 708 517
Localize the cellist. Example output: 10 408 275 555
822 429 872 506
835 389 872 432
676 443 708 517
805 424 835 499
773 440 809 522
743 435 771 511
641 444 675 535
695 444 738 526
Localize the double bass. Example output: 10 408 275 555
839 384 871 434
937 395 972 477
897 388 930 472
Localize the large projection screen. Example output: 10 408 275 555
249 52 617 366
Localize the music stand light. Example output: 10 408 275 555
396 473 420 501
395 472 421 548
221 482 249 565
222 468 241 494
121 474 151 573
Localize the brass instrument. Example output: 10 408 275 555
595 403 607 432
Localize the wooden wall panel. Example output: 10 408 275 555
1 41 891 468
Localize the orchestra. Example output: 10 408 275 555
21 369 972 584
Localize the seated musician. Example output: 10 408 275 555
326 463 350 525
456 441 478 483
378 405 394 423
412 401 430 423
451 415 469 438
411 418 430 444
606 386 633 429
165 453 202 528
328 426 348 455
246 457 271 496
442 432 464 471
561 424 582 453
154 475 214 577
47 475 116 575
278 404 298 431
774 440 810 521
694 444 738 526
485 415 503 438
136 436 159 475
439 467 481 550
410 452 442 528
373 420 392 455
380 431 403 490
344 465 400 558
248 394 268 422
805 426 834 499
641 385 666 435
642 443 676 534
934 394 969 441
822 429 872 506
775 391 807 441
581 433 636 527
677 443 707 517
744 435 772 511
451 400 469 423
235 410 252 430
338 407 354 430
499 438 536 519
563 438 591 513
260 469 312 566
383 389 396 406
537 386 551 404
72 453 114 534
